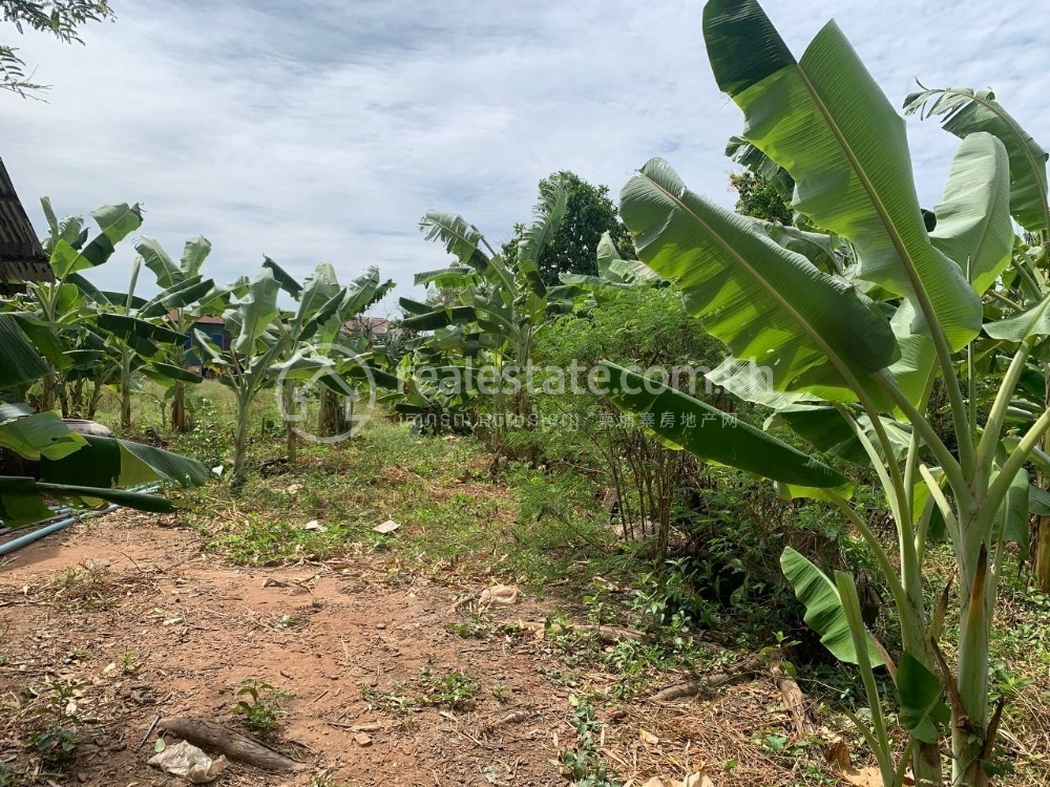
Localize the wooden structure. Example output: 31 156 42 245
0 157 51 294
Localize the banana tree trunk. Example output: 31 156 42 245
171 384 189 432
1034 372 1050 591
1035 517 1050 592
120 384 132 431
39 373 58 413
281 382 297 463
231 394 251 487
317 388 348 437
87 378 103 420
120 349 134 431
953 545 991 787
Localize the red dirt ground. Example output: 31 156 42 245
0 511 802 786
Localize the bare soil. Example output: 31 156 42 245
0 511 800 786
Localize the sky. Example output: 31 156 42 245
3 0 1049 316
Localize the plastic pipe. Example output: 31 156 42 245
0 503 119 556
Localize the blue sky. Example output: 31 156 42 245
3 0 1048 315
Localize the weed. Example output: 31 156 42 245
559 696 621 786
445 608 497 640
417 668 479 711
119 649 140 674
231 679 293 738
26 724 82 772
15 680 91 775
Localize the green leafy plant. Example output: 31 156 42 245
231 678 293 738
595 1 1049 783
417 668 479 711
559 696 621 787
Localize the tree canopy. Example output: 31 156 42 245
502 171 635 285
728 170 793 225
1 0 114 96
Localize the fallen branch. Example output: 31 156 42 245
649 681 700 702
648 652 767 703
771 664 814 735
512 620 646 643
159 717 305 772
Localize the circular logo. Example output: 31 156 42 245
275 343 378 443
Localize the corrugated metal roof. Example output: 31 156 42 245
0 157 52 284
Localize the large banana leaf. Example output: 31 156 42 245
41 435 210 489
619 158 898 402
598 362 850 490
180 237 212 280
703 0 981 350
95 313 188 348
231 270 281 354
0 410 87 460
136 237 182 288
342 267 394 317
904 86 1050 233
139 276 217 318
49 203 144 278
419 211 492 274
928 133 1013 295
0 313 51 388
781 547 885 666
262 256 303 298
897 651 948 743
984 295 1050 342
514 184 567 297
0 477 176 526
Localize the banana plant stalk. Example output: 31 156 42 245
596 2 1048 783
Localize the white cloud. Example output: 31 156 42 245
3 0 1048 314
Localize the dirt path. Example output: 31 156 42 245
0 511 794 786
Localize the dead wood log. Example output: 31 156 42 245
649 681 700 702
512 620 646 643
770 666 814 735
159 717 305 772
648 652 767 703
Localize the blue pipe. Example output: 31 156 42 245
0 483 162 556
0 507 74 537
0 514 82 556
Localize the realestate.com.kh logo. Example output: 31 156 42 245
275 343 377 443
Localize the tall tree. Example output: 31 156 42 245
728 170 793 224
1 0 114 96
502 171 634 285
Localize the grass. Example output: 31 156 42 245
83 379 1050 786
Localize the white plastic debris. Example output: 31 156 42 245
373 519 401 534
480 584 519 605
147 740 227 783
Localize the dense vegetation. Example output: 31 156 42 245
3 0 1050 785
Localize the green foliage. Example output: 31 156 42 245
231 679 293 738
416 668 479 710
593 1 1050 783
559 696 622 786
502 171 635 286
1 1 114 96
729 170 793 225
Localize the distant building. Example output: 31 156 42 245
0 157 52 295
191 314 230 351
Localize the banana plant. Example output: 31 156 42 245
595 2 1042 784
195 263 393 485
24 199 144 414
904 84 1050 593
398 187 567 434
262 259 394 461
134 236 222 431
0 324 209 524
